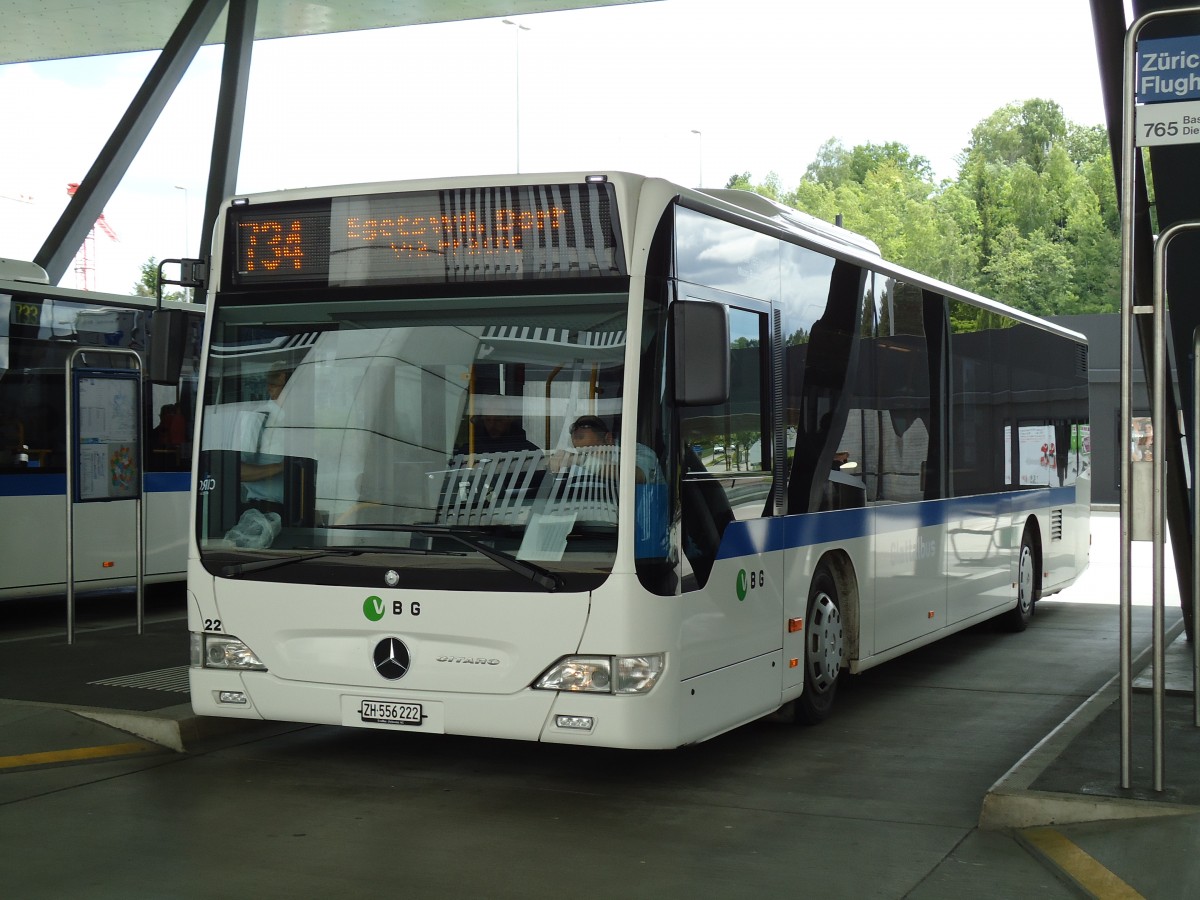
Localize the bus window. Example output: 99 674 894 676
782 257 867 513
873 279 933 504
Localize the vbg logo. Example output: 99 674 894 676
362 595 422 621
736 569 766 601
363 595 385 622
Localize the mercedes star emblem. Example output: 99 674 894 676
373 637 411 680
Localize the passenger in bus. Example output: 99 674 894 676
460 394 539 454
1 421 29 468
240 364 291 512
153 403 186 449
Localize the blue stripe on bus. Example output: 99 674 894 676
715 485 1078 560
0 471 191 497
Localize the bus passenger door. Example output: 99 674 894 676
676 299 782 709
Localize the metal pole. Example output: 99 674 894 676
1194 327 1200 727
1119 12 1139 793
136 471 145 636
66 351 78 644
502 19 530 173
1151 223 1190 791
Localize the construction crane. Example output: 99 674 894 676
66 182 118 290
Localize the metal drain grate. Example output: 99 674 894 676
89 666 190 693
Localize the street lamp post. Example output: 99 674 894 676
691 129 703 188
503 19 531 173
174 184 189 301
174 185 189 257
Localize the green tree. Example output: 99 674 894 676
133 257 184 303
963 98 1068 173
981 226 1077 315
723 170 782 201
720 97 1119 318
803 138 933 188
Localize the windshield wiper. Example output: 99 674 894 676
325 524 562 592
220 549 361 578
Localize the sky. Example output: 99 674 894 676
0 0 1113 295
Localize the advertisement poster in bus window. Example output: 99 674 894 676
1072 423 1091 481
74 371 140 501
1017 424 1056 486
1131 417 1153 462
1004 425 1012 485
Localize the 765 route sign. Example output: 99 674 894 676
1136 99 1200 147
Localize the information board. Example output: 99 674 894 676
73 369 141 502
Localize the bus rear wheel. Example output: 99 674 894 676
795 566 844 725
1003 530 1039 632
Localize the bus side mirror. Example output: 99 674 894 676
149 308 189 385
672 299 729 407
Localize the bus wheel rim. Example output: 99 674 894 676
1019 545 1034 614
807 592 843 693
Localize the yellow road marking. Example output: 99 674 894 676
1023 827 1145 899
0 741 158 771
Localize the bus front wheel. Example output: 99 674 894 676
795 566 844 725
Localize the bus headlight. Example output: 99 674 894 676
191 633 268 671
534 654 664 694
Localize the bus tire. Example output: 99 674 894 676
795 565 844 725
1004 529 1039 632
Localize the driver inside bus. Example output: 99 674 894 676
240 363 291 513
551 414 663 484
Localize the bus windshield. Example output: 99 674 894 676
197 291 632 591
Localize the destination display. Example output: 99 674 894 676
7 296 43 337
1137 36 1200 103
1136 35 1200 147
228 182 625 288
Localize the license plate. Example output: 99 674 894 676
359 699 424 726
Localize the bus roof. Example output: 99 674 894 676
220 171 1087 347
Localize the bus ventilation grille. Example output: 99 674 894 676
1051 509 1064 541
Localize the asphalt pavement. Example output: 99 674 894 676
1 508 1198 898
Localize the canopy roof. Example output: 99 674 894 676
1 0 649 64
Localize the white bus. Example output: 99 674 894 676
0 261 202 600
188 173 1090 748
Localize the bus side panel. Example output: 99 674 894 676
674 526 783 734
0 491 69 595
678 521 783 683
0 481 187 597
1038 485 1091 594
145 475 190 577
676 651 784 745
874 503 946 652
945 493 1019 625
